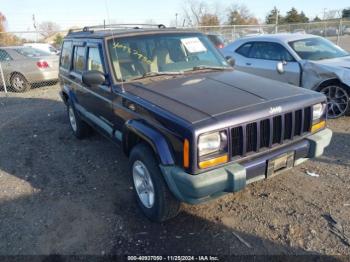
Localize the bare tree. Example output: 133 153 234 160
324 9 342 20
39 21 60 38
226 4 258 25
200 14 220 26
182 0 208 26
0 12 6 32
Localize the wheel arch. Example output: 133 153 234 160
315 78 349 92
122 120 175 166
9 71 27 84
61 85 78 106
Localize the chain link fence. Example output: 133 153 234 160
0 20 350 93
193 20 350 50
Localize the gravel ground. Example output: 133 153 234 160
0 85 349 257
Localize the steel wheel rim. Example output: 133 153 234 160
132 160 155 209
68 106 77 132
321 85 349 118
13 76 24 89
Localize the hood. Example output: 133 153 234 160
125 70 318 124
301 58 350 89
313 56 350 69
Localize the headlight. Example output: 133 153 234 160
312 103 326 121
198 131 227 157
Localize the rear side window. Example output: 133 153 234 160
87 47 104 73
0 49 12 61
72 46 86 74
236 43 253 57
60 41 72 70
15 47 50 57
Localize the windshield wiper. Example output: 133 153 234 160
185 65 231 72
130 71 184 81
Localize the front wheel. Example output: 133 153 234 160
320 84 350 119
129 143 181 222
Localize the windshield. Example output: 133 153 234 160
15 47 51 58
289 37 349 61
107 33 229 82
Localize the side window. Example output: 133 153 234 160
87 47 104 73
60 41 72 69
0 49 12 61
236 43 253 57
72 46 86 74
249 42 294 62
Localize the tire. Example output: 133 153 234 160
129 143 181 222
67 101 91 139
10 73 31 92
319 84 350 119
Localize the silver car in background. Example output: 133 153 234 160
222 34 350 118
0 46 59 92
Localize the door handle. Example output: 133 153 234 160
246 63 252 66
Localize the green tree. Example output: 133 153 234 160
284 7 309 23
313 16 322 22
300 11 309 23
343 8 350 19
265 7 284 24
53 33 63 47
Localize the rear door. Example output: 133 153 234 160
235 41 301 86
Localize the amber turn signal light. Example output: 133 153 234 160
199 155 228 169
311 120 326 133
183 139 190 168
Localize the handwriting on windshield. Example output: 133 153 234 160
113 42 152 65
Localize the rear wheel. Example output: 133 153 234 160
67 101 91 139
320 84 349 119
129 143 181 222
10 73 30 92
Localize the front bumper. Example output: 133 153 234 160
161 128 332 204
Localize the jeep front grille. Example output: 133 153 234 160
231 107 312 158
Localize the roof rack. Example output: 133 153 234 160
68 24 167 34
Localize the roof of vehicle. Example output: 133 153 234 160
1 46 30 49
239 33 321 43
65 24 200 39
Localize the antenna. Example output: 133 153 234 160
104 0 125 93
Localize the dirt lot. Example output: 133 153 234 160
0 85 349 257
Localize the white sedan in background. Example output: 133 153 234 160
222 34 350 118
24 43 60 55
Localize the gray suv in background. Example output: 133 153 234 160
222 34 350 118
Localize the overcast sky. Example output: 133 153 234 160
2 0 349 31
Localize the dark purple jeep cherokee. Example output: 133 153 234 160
59 24 332 221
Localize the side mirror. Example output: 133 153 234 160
82 70 106 86
276 61 286 74
225 56 235 67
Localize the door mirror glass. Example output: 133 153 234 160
225 56 235 67
276 61 285 74
82 70 106 86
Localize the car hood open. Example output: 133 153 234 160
125 70 319 124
